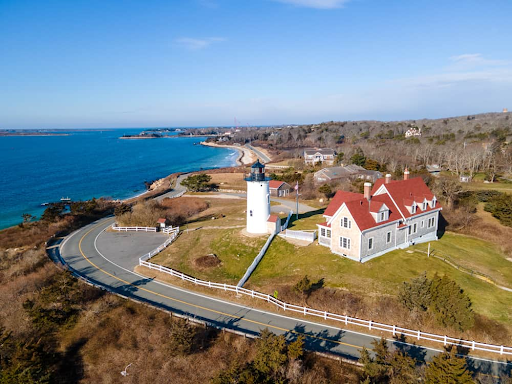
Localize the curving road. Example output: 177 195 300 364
55 217 511 379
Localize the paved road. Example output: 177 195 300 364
156 173 189 201
57 217 510 379
245 144 271 163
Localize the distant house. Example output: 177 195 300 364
269 180 292 197
426 164 442 177
314 165 382 184
405 127 421 138
317 171 441 262
303 148 336 165
460 175 472 183
267 215 281 234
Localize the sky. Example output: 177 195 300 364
1 0 511 128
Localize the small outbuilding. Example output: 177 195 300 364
157 218 168 228
269 180 292 197
267 215 282 235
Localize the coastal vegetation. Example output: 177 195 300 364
115 197 209 227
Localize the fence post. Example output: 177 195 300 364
501 346 504 355
224 283 227 291
417 330 421 340
472 341 475 351
208 281 211 288
303 307 306 316
345 315 348 325
267 294 270 302
392 325 396 336
444 335 447 346
236 286 239 295
324 311 327 320
369 320 372 330
251 290 254 298
283 303 286 311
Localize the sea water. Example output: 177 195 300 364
0 129 238 229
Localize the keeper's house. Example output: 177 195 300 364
317 170 441 262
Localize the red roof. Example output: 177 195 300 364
267 215 279 223
317 222 331 228
269 180 285 189
323 176 440 232
157 218 167 224
375 177 440 219
324 191 364 217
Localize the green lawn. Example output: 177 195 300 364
151 228 267 285
286 211 325 230
248 234 512 325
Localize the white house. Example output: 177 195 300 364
303 148 336 165
405 127 421 138
317 171 441 262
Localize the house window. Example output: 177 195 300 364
326 229 331 238
341 217 352 229
321 228 326 237
340 237 351 250
386 231 392 243
368 237 374 250
250 210 253 217
380 211 386 222
428 217 436 228
411 205 416 214
423 202 427 211
421 220 424 228
432 198 437 208
413 223 417 233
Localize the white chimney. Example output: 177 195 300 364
364 182 372 200
404 168 410 181
385 174 392 184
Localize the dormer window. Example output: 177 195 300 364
411 204 417 214
422 202 427 211
432 198 437 208
378 210 389 222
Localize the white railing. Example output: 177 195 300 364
237 233 275 287
162 226 179 235
281 229 317 242
318 236 331 246
138 258 512 357
139 229 180 262
281 211 293 232
112 225 157 232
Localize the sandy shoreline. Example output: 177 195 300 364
200 141 256 165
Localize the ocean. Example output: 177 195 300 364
0 129 238 229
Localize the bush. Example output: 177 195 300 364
484 193 512 227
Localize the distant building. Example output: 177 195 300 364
504 108 509 113
303 148 336 165
405 127 421 138
314 165 382 184
317 171 441 262
269 180 292 197
460 175 472 183
426 164 442 177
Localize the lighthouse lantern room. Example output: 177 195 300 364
245 160 271 234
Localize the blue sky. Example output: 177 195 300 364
1 0 511 128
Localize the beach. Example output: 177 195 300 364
200 142 257 165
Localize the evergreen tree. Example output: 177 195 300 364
398 272 432 312
429 275 474 331
253 329 287 377
425 347 474 384
182 174 212 192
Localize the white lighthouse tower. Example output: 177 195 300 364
246 160 271 234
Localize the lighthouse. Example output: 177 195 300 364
246 160 271 234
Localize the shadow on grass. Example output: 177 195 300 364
286 209 325 228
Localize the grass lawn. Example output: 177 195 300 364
183 197 246 230
247 234 512 325
286 211 325 230
465 181 512 194
151 228 267 285
208 172 247 191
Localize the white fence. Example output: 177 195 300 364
162 226 179 235
138 257 512 357
112 225 157 232
139 228 180 262
281 211 293 232
237 233 275 288
281 229 317 242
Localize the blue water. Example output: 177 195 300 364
0 129 238 229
